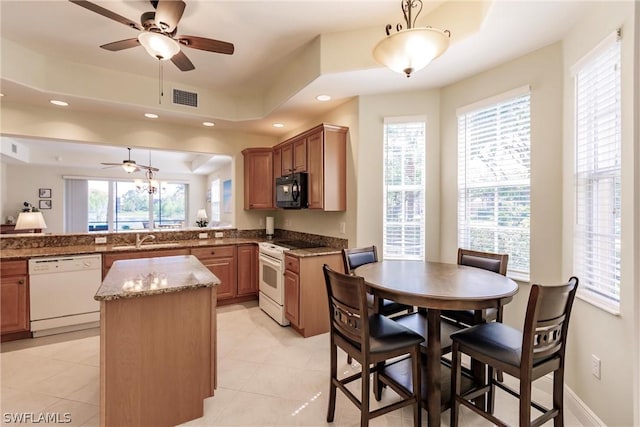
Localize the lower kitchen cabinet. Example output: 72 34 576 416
237 244 258 296
283 252 342 337
1 259 30 341
191 246 237 300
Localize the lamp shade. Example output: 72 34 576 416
15 211 47 230
196 209 208 220
122 161 137 173
373 27 450 77
138 32 180 60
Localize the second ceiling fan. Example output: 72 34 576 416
69 0 234 71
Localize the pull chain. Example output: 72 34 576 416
158 57 164 104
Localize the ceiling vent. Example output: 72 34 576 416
172 88 198 108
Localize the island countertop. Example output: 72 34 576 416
95 255 220 301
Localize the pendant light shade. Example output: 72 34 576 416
372 0 450 78
373 27 449 77
138 32 180 60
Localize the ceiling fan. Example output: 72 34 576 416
101 148 159 173
69 0 234 71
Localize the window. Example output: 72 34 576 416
383 118 425 260
457 87 531 277
210 178 221 222
70 178 187 231
573 31 621 313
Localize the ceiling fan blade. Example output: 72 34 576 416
171 50 195 71
177 36 234 55
155 0 186 33
68 1 142 31
100 38 140 52
138 165 160 172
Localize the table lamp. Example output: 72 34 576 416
196 209 208 227
15 211 48 232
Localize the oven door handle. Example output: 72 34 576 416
259 253 283 271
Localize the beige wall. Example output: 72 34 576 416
561 2 637 426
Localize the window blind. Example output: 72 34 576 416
458 92 531 275
574 31 621 311
211 178 221 222
383 120 425 260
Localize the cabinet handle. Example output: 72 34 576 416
18 279 25 285
211 251 216 255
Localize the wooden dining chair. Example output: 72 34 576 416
343 246 413 317
342 246 413 365
441 248 509 327
450 277 579 427
322 265 424 427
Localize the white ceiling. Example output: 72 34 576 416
0 0 588 164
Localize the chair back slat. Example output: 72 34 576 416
457 248 508 276
342 246 378 274
522 277 579 366
323 265 369 347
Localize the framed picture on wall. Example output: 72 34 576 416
39 199 52 210
39 188 52 198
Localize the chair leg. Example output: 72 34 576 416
487 365 495 415
327 343 337 423
361 361 371 427
374 362 384 401
519 376 532 427
411 346 422 427
450 342 461 427
347 355 353 365
553 366 565 427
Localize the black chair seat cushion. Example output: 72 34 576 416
441 308 498 326
450 322 524 367
339 314 424 355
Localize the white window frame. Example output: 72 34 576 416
457 86 531 280
572 30 622 315
382 116 426 260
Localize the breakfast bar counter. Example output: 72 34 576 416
96 255 220 427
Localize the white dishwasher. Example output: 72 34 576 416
29 254 102 337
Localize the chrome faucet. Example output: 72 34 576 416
136 233 156 248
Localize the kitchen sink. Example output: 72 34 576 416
112 242 182 250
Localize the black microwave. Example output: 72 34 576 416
275 172 308 209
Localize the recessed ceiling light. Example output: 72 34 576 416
202 121 215 127
273 123 284 128
144 113 159 119
50 100 69 106
316 95 331 102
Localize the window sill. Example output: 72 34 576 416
576 290 620 316
507 270 530 284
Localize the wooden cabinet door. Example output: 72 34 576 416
236 245 258 296
273 147 282 179
284 270 300 327
243 148 274 209
281 143 293 176
206 257 237 300
292 139 307 172
1 274 29 334
306 130 324 209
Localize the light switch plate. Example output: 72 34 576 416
214 232 224 238
198 232 208 239
95 236 107 244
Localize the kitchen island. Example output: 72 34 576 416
95 255 220 427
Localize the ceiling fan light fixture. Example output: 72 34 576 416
372 0 450 78
138 32 180 60
122 161 138 173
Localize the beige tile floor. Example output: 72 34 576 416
1 301 582 426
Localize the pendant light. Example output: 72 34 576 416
372 0 450 78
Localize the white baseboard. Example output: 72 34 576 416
501 374 606 426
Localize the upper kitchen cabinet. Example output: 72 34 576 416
275 138 307 178
242 148 274 210
305 124 347 211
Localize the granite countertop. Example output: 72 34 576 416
1 238 342 259
96 255 220 301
